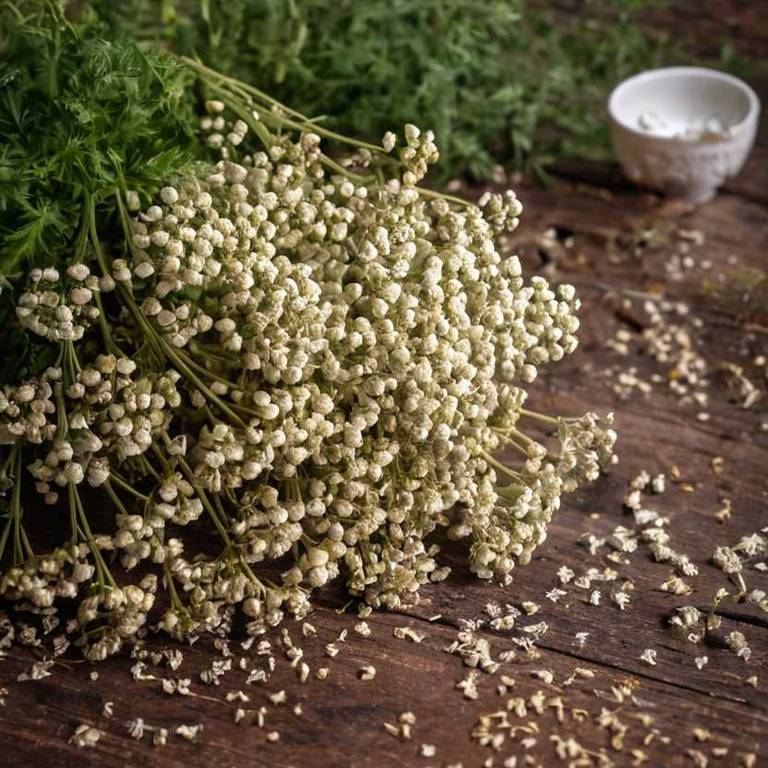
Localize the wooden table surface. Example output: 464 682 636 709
1 13 767 768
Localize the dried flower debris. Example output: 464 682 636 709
394 626 426 644
358 665 377 681
70 724 105 748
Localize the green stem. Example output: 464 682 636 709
481 450 522 482
520 408 561 426
10 446 31 563
0 519 11 567
163 560 184 611
0 444 19 565
414 185 470 207
183 349 237 384
67 476 80 545
66 340 81 376
204 81 275 148
106 473 148 501
103 481 130 517
318 154 377 185
179 56 386 154
491 428 531 457
80 195 118 354
72 483 117 589
238 554 264 593
175 455 233 547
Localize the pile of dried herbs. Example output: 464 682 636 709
0 4 615 660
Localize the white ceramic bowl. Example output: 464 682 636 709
608 67 760 203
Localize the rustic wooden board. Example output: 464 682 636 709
1 6 766 768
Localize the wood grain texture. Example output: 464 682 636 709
1 4 766 767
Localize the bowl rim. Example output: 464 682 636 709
607 66 761 143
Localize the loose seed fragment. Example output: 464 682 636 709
70 724 104 748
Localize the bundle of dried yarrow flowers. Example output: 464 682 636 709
0 94 616 660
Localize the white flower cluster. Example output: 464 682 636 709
0 373 57 446
15 265 101 342
1 545 96 608
0 108 616 658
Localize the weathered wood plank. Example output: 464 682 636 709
2 165 766 766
